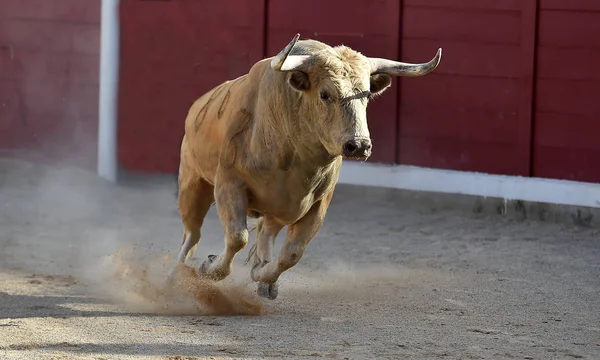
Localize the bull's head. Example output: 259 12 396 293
271 34 441 161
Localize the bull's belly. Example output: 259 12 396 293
246 177 336 224
248 194 317 225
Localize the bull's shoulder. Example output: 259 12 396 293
184 74 253 135
219 107 254 170
184 58 269 130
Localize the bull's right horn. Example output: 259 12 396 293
369 48 442 77
271 33 310 72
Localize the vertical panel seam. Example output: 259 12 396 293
395 0 404 165
262 0 270 58
522 0 540 177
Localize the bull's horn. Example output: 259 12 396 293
369 48 442 76
271 33 310 72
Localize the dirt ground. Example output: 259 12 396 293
1 157 599 360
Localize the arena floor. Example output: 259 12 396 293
1 157 599 360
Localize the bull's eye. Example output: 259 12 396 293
320 89 332 103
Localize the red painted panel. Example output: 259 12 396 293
0 80 22 145
403 40 521 78
0 19 73 52
399 104 519 143
0 47 18 80
0 0 100 23
533 147 600 183
535 79 600 116
537 47 600 81
533 6 600 183
538 10 600 48
0 2 100 170
399 137 525 176
540 0 600 11
403 0 521 11
400 75 520 109
0 50 98 84
72 24 100 54
402 6 522 44
120 84 202 172
268 0 398 37
399 3 531 176
19 82 98 118
0 20 99 53
118 0 265 173
14 112 98 167
534 112 598 150
268 0 400 164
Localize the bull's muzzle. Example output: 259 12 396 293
342 138 372 160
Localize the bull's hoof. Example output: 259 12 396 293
197 254 217 276
197 254 230 281
250 260 270 282
257 281 278 300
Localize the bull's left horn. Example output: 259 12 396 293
271 33 310 72
369 48 442 77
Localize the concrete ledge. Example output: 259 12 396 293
333 183 600 229
337 162 600 229
339 161 600 209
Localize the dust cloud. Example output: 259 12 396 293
83 246 264 316
0 156 262 317
281 258 433 298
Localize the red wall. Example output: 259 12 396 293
398 1 533 176
5 1 594 183
532 0 600 183
118 0 265 172
0 0 100 169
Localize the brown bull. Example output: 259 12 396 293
171 34 441 299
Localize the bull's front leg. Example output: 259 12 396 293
251 192 333 300
198 169 248 281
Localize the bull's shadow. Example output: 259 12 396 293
0 292 156 320
0 341 247 358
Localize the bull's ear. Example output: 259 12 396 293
288 71 310 91
370 74 392 96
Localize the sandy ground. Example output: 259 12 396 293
0 157 599 360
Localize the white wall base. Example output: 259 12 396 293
338 162 600 209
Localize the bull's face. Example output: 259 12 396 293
285 52 389 161
271 34 442 161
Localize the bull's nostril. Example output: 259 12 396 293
344 142 358 155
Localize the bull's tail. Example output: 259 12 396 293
244 216 264 266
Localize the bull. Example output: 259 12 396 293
171 34 441 299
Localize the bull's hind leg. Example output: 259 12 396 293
167 175 214 279
251 192 334 300
198 169 248 281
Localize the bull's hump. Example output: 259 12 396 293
191 75 248 134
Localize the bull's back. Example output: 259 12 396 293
182 74 253 182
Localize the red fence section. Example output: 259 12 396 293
532 0 600 182
2 1 599 183
110 1 600 183
118 0 265 173
397 1 532 176
0 0 100 169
